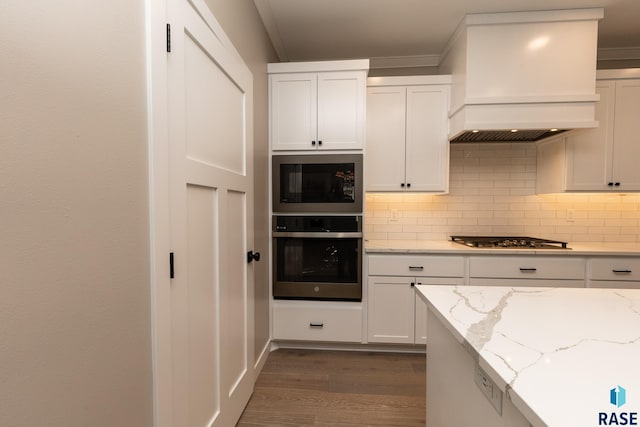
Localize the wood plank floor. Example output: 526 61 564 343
237 349 426 426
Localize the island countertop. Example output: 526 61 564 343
415 285 640 427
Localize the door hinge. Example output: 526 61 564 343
166 23 171 53
169 252 175 279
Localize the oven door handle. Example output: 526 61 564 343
272 231 363 238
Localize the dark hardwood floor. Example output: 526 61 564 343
237 349 426 427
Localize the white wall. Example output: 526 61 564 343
1 1 152 426
366 143 640 243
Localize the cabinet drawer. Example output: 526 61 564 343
272 302 362 342
590 280 640 289
469 256 585 280
590 258 640 281
469 278 585 288
368 255 464 277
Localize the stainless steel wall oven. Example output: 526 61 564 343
272 215 362 301
272 154 363 213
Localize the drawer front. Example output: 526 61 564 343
469 278 585 288
368 254 464 277
590 258 640 281
590 280 640 289
272 302 362 342
469 256 586 280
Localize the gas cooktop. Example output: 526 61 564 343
450 236 570 249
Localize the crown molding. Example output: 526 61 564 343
253 0 288 61
369 55 440 69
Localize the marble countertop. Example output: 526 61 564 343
416 285 640 427
366 239 640 256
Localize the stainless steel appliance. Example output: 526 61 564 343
273 215 362 301
272 154 363 213
451 236 569 249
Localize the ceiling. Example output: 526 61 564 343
253 0 640 68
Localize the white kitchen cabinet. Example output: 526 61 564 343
468 256 586 287
272 300 363 342
367 276 416 344
366 76 451 192
268 60 368 151
367 254 464 344
537 71 640 193
588 257 640 289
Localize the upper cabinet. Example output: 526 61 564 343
366 76 451 192
537 70 640 193
268 60 369 151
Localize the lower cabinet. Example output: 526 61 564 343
272 300 363 343
468 256 586 287
588 257 640 289
367 255 465 344
367 276 416 344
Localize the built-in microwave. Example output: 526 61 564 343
272 154 363 213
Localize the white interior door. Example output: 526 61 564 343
166 0 255 425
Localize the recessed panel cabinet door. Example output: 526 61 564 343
367 276 415 344
611 79 640 190
366 86 407 191
317 71 365 150
565 81 616 191
270 73 317 151
405 86 450 192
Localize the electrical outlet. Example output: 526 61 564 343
475 365 503 415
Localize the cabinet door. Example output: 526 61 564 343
365 86 407 191
367 276 415 344
317 71 365 150
565 81 615 191
414 292 428 344
270 73 318 151
611 79 640 190
405 85 449 192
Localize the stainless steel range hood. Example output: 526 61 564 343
440 9 604 143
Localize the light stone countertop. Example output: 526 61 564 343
416 285 640 427
365 239 640 256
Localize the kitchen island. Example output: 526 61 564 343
416 285 640 427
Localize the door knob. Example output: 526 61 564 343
247 251 261 263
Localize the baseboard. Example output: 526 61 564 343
270 340 427 354
254 339 271 377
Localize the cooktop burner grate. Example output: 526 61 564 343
450 236 569 249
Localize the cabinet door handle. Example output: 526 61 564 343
608 182 614 186
309 322 324 328
406 183 411 188
612 269 632 274
400 183 405 188
318 140 322 146
410 282 415 287
519 267 537 272
311 140 316 146
614 182 621 186
409 266 424 271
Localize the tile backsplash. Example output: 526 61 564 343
365 143 640 243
